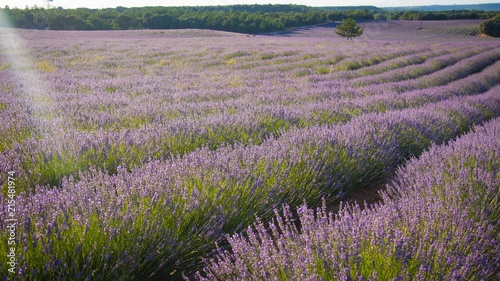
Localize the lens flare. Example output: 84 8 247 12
0 9 59 139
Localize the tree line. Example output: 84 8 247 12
1 4 498 34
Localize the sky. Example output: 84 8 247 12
2 0 493 9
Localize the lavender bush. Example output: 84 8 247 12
198 116 500 280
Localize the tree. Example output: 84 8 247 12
49 14 91 30
143 14 176 29
112 14 140 30
335 18 363 40
87 14 112 30
480 15 500 37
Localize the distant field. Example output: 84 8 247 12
280 19 486 40
1 20 499 280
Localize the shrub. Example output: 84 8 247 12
480 15 500 37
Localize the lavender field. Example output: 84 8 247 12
1 20 499 280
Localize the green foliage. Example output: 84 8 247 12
480 15 500 37
142 14 176 29
48 14 91 30
86 14 112 30
260 53 276 60
315 66 331 74
335 18 363 40
112 14 141 30
224 51 251 60
1 5 497 34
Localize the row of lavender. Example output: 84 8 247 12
1 86 499 280
1 39 499 191
198 115 500 281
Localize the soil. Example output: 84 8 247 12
324 174 396 214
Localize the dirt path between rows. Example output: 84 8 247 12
324 176 394 214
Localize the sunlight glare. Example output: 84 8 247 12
0 9 59 139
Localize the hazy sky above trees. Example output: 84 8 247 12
3 0 491 9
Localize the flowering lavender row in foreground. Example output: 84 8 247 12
197 116 500 280
1 88 499 280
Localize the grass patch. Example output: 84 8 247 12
315 66 331 75
261 53 276 60
224 51 250 59
0 63 10 71
104 86 120 93
36 61 57 73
